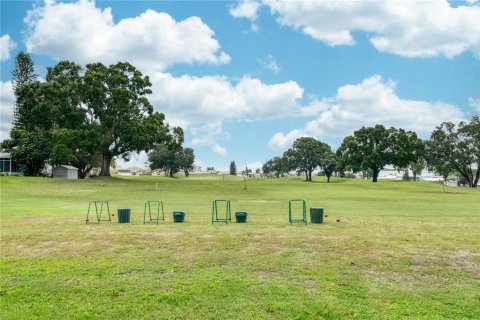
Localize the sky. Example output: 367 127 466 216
1 0 479 171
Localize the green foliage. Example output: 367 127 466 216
283 137 333 181
242 166 252 176
229 161 237 175
83 62 172 176
148 144 195 177
4 59 178 178
322 152 337 182
1 54 51 176
337 125 397 182
393 129 423 168
1 129 50 176
11 51 37 129
425 116 480 187
262 156 288 177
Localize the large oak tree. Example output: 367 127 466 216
82 62 171 176
336 125 396 182
425 117 479 187
283 137 331 181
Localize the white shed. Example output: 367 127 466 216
53 165 78 179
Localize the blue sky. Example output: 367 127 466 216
1 0 479 171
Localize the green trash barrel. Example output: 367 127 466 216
310 208 323 224
173 211 185 223
118 208 131 223
235 211 248 223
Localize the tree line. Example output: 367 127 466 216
262 119 479 187
1 52 194 178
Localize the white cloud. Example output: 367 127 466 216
229 0 261 32
24 0 229 72
211 144 228 157
269 75 466 150
149 72 303 125
261 54 280 73
231 0 480 58
245 161 263 171
148 72 302 153
469 97 480 113
190 122 226 147
268 129 313 151
0 81 14 141
229 1 260 20
0 34 17 61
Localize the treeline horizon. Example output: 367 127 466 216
1 53 478 186
261 119 479 187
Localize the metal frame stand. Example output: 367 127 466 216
86 201 111 224
143 201 165 224
212 199 231 224
289 199 307 225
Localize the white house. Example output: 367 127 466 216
0 152 19 174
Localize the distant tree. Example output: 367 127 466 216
425 117 480 187
242 166 252 176
337 125 396 182
283 137 330 181
82 62 172 176
229 161 237 175
262 156 288 177
149 144 176 177
148 144 195 178
206 166 215 173
322 152 337 183
255 168 261 175
178 147 195 177
391 129 424 181
11 52 37 130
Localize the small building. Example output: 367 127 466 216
0 152 19 174
53 165 78 179
118 169 134 176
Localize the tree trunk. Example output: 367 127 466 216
372 168 380 183
413 171 417 181
473 169 479 188
305 170 309 181
169 169 174 177
327 175 331 183
78 165 92 179
100 153 112 176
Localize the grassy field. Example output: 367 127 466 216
0 175 479 319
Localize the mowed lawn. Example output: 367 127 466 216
0 175 479 319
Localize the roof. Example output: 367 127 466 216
56 165 78 170
0 152 11 158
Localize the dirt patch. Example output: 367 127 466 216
306 235 351 241
449 250 480 277
138 231 184 238
238 200 280 204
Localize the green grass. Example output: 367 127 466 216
1 175 479 319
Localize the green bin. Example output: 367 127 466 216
173 211 185 222
310 208 323 224
118 208 131 223
235 211 248 223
